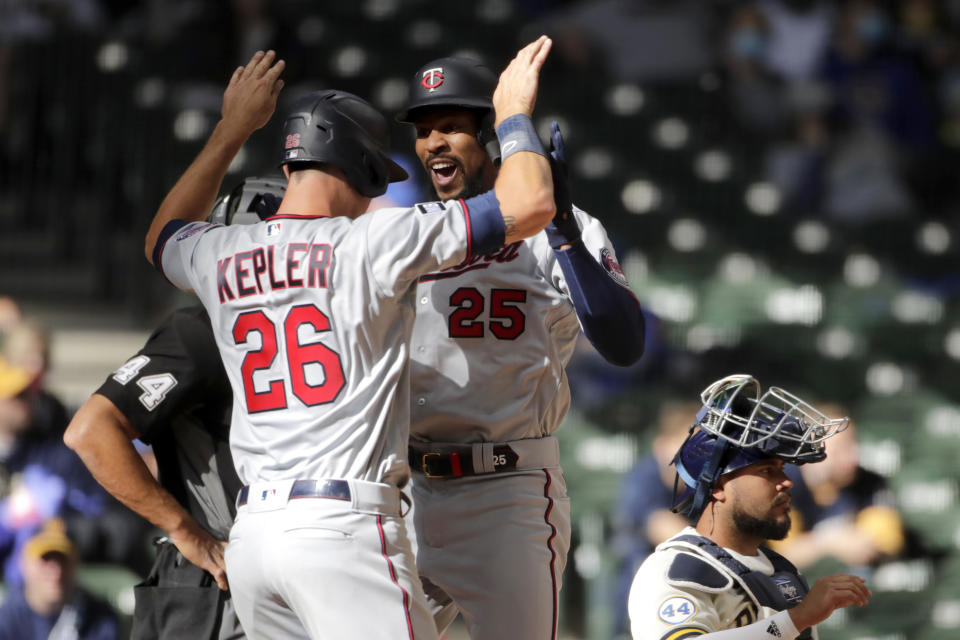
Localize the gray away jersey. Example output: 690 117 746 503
156 200 493 487
410 205 622 443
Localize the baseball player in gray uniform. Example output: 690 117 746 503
395 57 647 638
143 39 557 639
627 375 872 640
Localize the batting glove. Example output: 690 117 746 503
545 121 580 249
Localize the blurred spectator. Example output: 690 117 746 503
0 0 105 43
821 0 936 153
533 0 714 82
757 0 835 81
566 306 665 417
769 407 905 570
762 96 831 213
0 298 20 332
0 518 119 640
822 124 915 222
721 3 791 137
609 401 697 637
812 0 939 222
1 321 67 440
0 322 151 586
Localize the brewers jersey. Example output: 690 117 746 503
627 527 813 640
155 198 501 488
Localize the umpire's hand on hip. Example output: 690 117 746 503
170 523 230 591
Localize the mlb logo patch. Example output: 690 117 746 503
285 149 299 159
417 202 446 215
267 222 282 237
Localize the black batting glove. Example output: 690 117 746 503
545 121 580 249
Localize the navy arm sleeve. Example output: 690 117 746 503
462 191 506 256
555 240 645 366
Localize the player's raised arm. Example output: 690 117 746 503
144 50 285 264
490 36 555 244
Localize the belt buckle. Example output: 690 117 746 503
421 453 446 479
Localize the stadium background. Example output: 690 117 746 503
2 0 960 638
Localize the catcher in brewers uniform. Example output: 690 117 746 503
144 39 558 639
395 57 646 639
64 176 285 640
627 375 872 640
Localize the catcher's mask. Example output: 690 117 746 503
395 56 501 164
671 374 849 522
280 90 407 198
208 175 287 226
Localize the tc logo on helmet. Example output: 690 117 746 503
421 67 444 91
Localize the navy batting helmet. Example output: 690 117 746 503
209 175 287 226
280 90 407 198
395 57 500 163
671 375 849 521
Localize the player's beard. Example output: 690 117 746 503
429 169 488 201
732 505 791 541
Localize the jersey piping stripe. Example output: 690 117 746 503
458 198 473 265
542 469 559 640
376 514 415 639
659 628 707 640
264 214 332 220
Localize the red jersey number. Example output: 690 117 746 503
448 288 527 340
233 305 344 413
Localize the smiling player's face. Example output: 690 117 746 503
413 108 496 201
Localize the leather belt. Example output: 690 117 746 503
408 443 519 478
236 479 351 507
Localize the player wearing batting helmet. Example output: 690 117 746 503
627 375 872 640
394 54 646 640
144 40 559 640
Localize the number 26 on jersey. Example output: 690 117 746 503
233 304 344 413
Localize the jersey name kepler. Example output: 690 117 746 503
216 243 332 303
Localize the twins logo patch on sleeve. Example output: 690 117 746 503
658 596 697 624
599 247 630 288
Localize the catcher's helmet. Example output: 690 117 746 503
395 57 500 163
671 374 848 521
209 175 287 226
280 90 407 198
